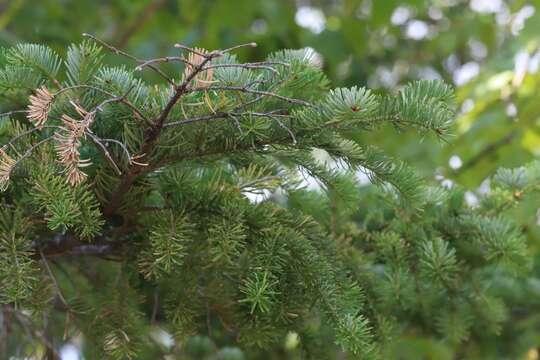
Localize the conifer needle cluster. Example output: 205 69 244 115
0 35 537 359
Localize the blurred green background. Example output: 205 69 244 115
1 0 540 358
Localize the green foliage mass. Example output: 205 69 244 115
0 33 537 360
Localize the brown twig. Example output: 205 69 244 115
135 58 288 75
83 33 175 86
39 248 70 310
11 136 55 169
135 56 193 70
56 84 150 124
188 85 312 106
0 109 27 118
85 132 123 175
0 126 61 152
163 110 290 127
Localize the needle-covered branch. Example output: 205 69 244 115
5 37 522 360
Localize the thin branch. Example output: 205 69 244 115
173 42 256 58
39 248 70 310
85 131 123 175
164 110 289 127
9 136 55 172
135 56 192 71
55 84 150 124
203 62 288 75
151 290 159 325
0 110 27 118
188 85 311 106
97 136 134 164
1 126 62 152
136 58 287 75
232 78 287 111
49 259 79 297
206 300 212 337
221 42 258 53
94 85 135 112
82 33 175 86
213 61 289 68
152 135 298 172
173 44 209 57
229 112 244 134
269 114 296 145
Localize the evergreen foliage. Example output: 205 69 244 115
0 35 537 359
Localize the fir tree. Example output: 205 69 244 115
0 35 537 359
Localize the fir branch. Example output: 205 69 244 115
103 43 245 216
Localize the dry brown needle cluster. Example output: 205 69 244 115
54 102 94 186
0 149 16 191
183 47 214 87
2 90 94 190
27 86 55 127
